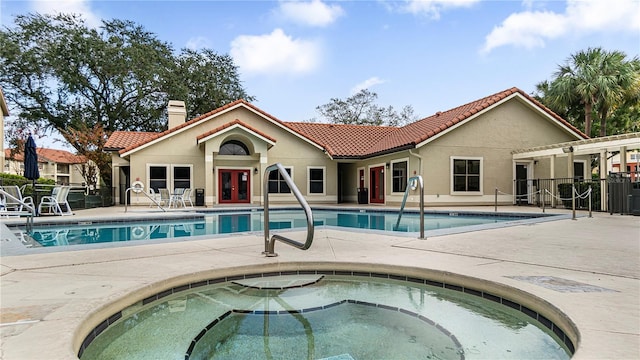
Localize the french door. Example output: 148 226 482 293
219 169 250 203
370 166 385 204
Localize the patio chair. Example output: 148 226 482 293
0 185 35 212
32 229 69 246
148 188 161 207
178 188 194 208
171 188 185 208
38 186 73 216
158 188 172 208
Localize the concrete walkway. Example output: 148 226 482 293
0 206 638 359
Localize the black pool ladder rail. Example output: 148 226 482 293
394 175 425 239
263 163 314 257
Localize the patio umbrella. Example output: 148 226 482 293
23 134 40 187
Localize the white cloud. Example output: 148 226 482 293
30 0 101 28
565 0 640 32
351 77 385 95
399 0 480 20
185 36 211 51
277 0 344 27
481 11 567 54
481 0 640 54
230 28 321 76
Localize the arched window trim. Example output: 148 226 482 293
220 140 250 155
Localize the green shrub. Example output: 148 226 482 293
0 173 56 196
557 182 601 210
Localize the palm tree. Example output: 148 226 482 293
544 47 640 137
594 51 640 136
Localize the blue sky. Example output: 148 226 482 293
1 0 639 149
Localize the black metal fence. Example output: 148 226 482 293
608 172 640 215
0 177 114 210
512 171 640 214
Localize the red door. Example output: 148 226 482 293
370 166 384 204
219 169 250 203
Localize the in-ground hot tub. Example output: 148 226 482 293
77 265 577 360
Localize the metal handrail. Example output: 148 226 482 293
263 163 314 257
0 188 36 231
124 187 166 212
393 175 425 239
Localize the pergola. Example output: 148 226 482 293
512 132 640 212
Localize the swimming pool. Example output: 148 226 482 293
78 271 574 359
20 209 549 247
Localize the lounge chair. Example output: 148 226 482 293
38 186 73 216
0 185 35 212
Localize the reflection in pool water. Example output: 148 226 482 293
79 273 572 360
26 209 544 247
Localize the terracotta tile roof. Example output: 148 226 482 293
115 99 291 154
197 119 277 143
104 131 158 151
105 87 588 159
365 87 588 156
5 148 86 164
285 122 396 157
518 88 588 138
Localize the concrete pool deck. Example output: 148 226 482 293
0 205 638 359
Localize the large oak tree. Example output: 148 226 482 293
1 13 253 190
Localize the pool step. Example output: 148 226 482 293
318 354 355 360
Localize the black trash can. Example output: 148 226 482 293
195 188 205 206
357 188 368 204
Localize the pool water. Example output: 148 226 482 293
25 209 531 247
79 274 572 360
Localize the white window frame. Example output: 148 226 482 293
573 160 587 180
148 164 169 191
307 166 326 196
450 156 483 195
171 164 193 190
147 163 193 191
391 158 409 193
267 165 294 194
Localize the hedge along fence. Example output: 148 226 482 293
0 173 56 197
557 182 601 211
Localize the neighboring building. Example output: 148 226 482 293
3 147 90 185
106 87 591 207
609 151 640 173
0 86 8 173
609 150 640 181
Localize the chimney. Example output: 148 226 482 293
168 100 187 129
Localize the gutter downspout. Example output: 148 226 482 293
409 148 424 207
409 148 423 175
